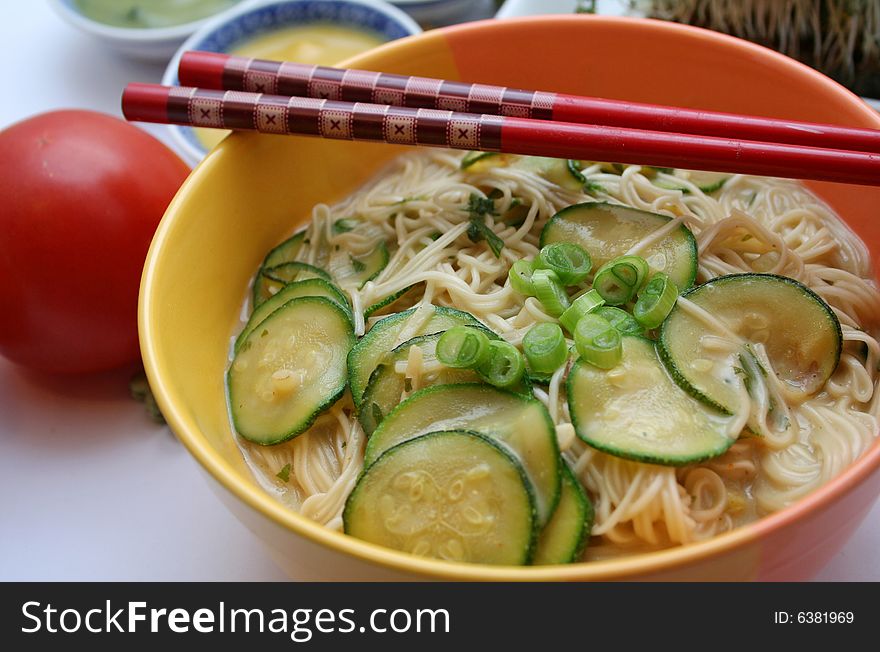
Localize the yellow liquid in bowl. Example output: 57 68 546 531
75 0 240 28
195 24 385 152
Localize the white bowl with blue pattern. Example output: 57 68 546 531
162 0 422 164
49 0 248 61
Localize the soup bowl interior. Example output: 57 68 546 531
141 15 880 580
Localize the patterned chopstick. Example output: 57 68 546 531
121 83 880 186
179 50 880 154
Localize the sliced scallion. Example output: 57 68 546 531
594 306 643 335
633 272 678 329
592 255 649 305
532 269 570 317
536 242 592 286
559 289 605 333
509 259 537 296
477 340 526 388
437 326 491 369
574 314 622 369
523 322 568 374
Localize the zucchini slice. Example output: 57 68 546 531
364 284 424 318
687 170 729 194
511 156 586 191
328 241 388 291
533 463 593 565
348 305 485 407
228 296 355 445
359 332 486 436
365 383 561 525
460 153 586 192
253 262 331 307
567 336 736 465
461 151 510 172
344 430 537 565
657 273 842 414
540 202 698 291
235 278 351 352
358 330 534 434
652 171 730 195
262 231 306 270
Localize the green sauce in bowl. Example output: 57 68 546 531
74 0 240 29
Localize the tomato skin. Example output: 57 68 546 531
0 110 190 373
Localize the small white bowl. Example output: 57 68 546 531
48 0 247 61
163 0 422 164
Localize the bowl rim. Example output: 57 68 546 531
160 0 423 164
141 14 880 580
47 0 243 41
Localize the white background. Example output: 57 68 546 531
0 1 877 581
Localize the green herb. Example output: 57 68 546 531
276 463 291 483
465 193 504 258
575 0 597 14
746 191 757 208
735 355 754 396
583 180 606 196
745 345 768 377
333 218 359 233
129 369 166 425
467 193 496 219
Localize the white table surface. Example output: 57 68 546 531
0 1 877 582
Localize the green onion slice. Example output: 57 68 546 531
592 255 649 305
523 322 568 374
509 259 537 296
437 326 491 369
594 306 643 335
574 314 622 369
559 289 605 334
633 272 678 329
333 218 360 233
536 242 593 286
477 340 526 388
531 269 571 317
567 159 587 184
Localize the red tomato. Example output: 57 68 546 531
0 110 190 373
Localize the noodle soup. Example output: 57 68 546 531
226 151 880 565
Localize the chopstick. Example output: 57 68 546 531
179 50 880 154
121 83 880 186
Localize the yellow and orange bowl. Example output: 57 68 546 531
140 16 880 580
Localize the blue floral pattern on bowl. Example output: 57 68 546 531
166 0 421 161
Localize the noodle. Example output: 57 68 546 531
233 150 880 559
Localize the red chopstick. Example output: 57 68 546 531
121 83 880 186
179 50 880 154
